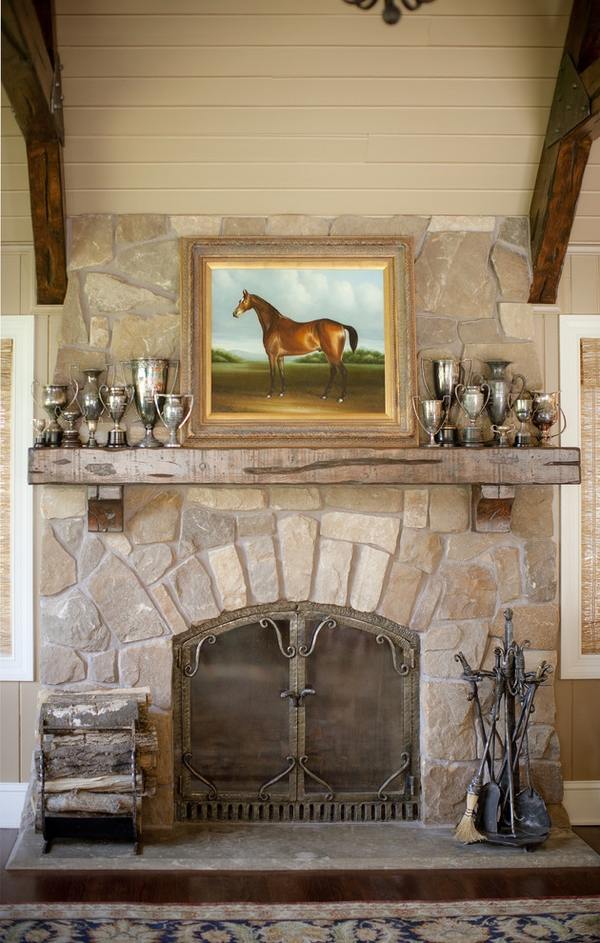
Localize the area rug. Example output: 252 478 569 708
1 899 600 942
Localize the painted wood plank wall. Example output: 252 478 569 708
45 0 574 217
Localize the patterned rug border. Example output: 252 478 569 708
2 897 599 921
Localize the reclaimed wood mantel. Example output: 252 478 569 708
28 446 580 487
29 446 580 534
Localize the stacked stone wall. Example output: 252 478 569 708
37 213 559 826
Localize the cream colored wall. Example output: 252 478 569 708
571 139 600 245
0 249 60 783
1 89 33 244
53 0 570 217
553 248 600 782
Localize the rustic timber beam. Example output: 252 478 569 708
529 0 600 305
1 0 67 304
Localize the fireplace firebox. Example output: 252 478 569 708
174 603 419 823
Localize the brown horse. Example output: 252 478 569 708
232 290 358 402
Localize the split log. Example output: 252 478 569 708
45 792 138 816
41 728 158 777
43 774 145 794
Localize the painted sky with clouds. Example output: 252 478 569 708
211 266 386 356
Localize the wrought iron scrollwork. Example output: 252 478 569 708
260 618 296 658
343 0 437 26
376 633 413 675
184 634 217 677
182 753 219 800
377 751 410 800
298 617 336 657
258 756 297 801
298 755 335 799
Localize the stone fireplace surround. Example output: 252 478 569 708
36 212 561 829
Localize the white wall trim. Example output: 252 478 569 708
567 244 600 255
560 315 600 678
0 782 27 828
563 781 600 826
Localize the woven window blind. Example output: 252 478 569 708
0 338 14 656
581 337 600 654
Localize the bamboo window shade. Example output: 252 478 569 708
0 338 13 656
581 338 600 655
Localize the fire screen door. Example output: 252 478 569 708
174 603 419 823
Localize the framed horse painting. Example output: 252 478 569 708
180 236 417 447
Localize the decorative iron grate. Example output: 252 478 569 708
178 799 419 824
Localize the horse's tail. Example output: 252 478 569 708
344 324 358 352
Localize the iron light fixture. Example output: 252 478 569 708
343 0 437 25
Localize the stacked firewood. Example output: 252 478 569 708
33 688 159 830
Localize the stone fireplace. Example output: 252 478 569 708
35 213 562 831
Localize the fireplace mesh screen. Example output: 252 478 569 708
174 603 419 823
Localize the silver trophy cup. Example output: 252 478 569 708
412 395 449 447
129 358 178 449
100 383 134 449
531 391 567 446
482 360 526 444
456 383 490 447
513 396 533 448
154 393 193 448
76 367 105 448
33 380 79 448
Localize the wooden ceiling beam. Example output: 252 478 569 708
529 0 600 305
1 0 67 304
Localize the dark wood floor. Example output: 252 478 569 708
1 828 599 906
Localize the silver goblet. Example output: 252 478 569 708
154 393 193 448
129 358 179 449
99 383 134 449
531 391 567 446
412 395 449 447
59 406 83 448
513 396 533 448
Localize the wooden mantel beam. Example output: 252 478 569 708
1 0 67 305
529 0 600 305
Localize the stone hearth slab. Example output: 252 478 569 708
7 824 599 871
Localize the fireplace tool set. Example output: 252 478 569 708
454 608 553 849
32 358 193 449
413 356 566 448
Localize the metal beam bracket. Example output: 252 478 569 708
545 53 590 149
87 485 124 533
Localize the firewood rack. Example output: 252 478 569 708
39 714 141 855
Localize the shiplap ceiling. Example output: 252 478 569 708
1 0 598 237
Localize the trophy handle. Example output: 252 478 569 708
181 393 194 429
479 382 491 417
419 357 434 398
99 384 109 411
66 377 80 410
540 404 568 440
411 396 428 436
454 383 468 418
168 360 180 395
509 373 527 406
153 392 167 425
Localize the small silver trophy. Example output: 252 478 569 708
531 391 567 446
76 367 105 448
455 382 490 447
513 396 533 448
412 395 449 447
129 358 179 449
420 357 471 447
32 380 79 448
59 404 83 448
154 393 193 448
100 382 134 449
32 418 47 449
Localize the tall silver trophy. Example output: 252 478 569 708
155 393 193 448
100 379 134 449
76 367 105 448
420 358 470 447
455 382 490 447
129 358 179 449
482 360 525 445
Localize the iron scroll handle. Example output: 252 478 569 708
377 751 411 800
280 687 316 707
298 616 337 657
376 633 413 675
298 756 335 800
184 634 216 677
260 618 296 658
182 753 219 800
258 756 296 801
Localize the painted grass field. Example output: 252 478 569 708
211 361 386 418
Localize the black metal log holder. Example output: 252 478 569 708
455 608 553 849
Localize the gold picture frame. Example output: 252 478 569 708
180 236 417 448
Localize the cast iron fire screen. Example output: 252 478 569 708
174 602 419 823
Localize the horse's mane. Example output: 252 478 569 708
249 294 283 320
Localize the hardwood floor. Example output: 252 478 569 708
1 828 599 905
